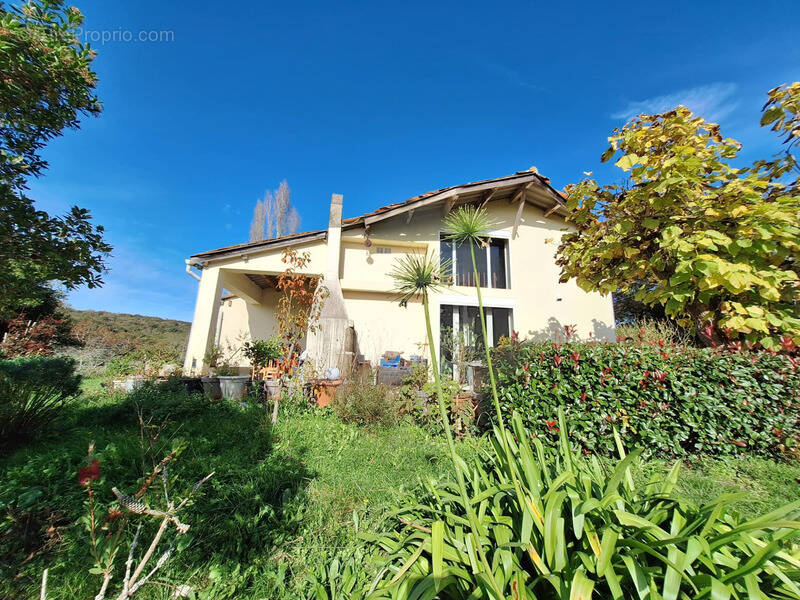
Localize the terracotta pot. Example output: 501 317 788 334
312 379 343 408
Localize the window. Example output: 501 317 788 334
439 303 513 375
375 246 392 254
440 234 509 288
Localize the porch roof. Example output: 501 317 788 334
190 169 566 263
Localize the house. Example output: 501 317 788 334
182 170 615 375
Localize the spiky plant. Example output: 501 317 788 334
368 408 800 599
442 204 540 554
442 205 505 425
389 251 502 597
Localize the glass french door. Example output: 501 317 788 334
439 304 512 380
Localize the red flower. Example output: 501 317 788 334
653 370 667 383
657 338 665 348
553 354 563 367
774 427 784 438
545 419 559 432
580 392 587 402
78 459 100 486
570 351 581 364
522 364 530 372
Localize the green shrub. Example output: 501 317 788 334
615 316 693 346
242 337 284 366
105 343 180 377
491 338 800 459
333 376 401 428
0 356 81 452
367 409 800 599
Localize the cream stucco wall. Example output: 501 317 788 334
184 199 615 374
215 291 281 367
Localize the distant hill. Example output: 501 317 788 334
66 308 191 352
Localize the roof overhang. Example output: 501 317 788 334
357 170 566 227
189 229 327 264
188 170 568 265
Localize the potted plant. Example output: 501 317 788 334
243 337 283 380
200 345 222 400
217 363 250 400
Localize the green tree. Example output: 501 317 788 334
0 0 110 319
557 84 800 349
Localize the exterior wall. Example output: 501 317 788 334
216 291 281 367
342 291 428 366
210 238 328 276
187 199 616 372
336 201 616 358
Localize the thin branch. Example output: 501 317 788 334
128 536 178 595
40 568 48 600
94 570 112 600
119 523 142 599
127 517 170 591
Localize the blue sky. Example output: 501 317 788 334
29 0 799 321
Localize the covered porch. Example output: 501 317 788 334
183 266 308 375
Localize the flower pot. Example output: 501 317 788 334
218 375 250 400
179 377 204 394
311 379 343 408
200 376 222 401
263 379 281 402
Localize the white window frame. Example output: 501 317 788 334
438 297 515 349
441 229 512 289
439 301 514 385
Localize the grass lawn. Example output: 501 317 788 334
2 383 799 599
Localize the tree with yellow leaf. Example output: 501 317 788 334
557 83 800 349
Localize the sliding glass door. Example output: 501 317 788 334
439 303 513 380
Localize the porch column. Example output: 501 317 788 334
183 266 223 375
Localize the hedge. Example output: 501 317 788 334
490 339 800 459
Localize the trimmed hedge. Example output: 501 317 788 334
0 356 81 452
491 339 800 459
